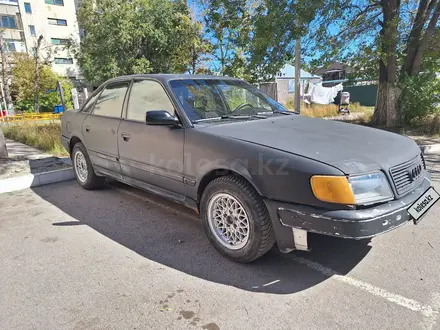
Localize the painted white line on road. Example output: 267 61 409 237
292 256 439 330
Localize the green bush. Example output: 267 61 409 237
399 73 440 123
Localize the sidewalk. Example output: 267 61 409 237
328 115 440 155
0 139 74 193
407 135 440 155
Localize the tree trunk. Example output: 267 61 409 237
411 1 440 75
373 0 400 127
191 47 197 74
33 36 43 113
219 38 225 74
402 0 437 76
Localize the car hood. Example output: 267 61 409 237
198 115 421 174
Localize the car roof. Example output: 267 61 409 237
105 74 241 84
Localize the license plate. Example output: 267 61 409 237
408 187 440 224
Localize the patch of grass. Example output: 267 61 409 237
2 122 68 156
284 99 374 118
350 102 375 113
408 113 440 136
301 104 339 118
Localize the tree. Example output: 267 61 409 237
302 0 440 127
11 53 73 112
75 0 204 85
199 0 325 82
186 21 213 74
201 0 250 75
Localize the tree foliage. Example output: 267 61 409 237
200 0 325 82
399 73 440 122
75 0 206 84
11 53 73 112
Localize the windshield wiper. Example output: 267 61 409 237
192 117 222 123
193 115 262 124
257 110 296 116
221 115 252 120
192 112 290 124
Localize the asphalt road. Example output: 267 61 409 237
1 156 440 330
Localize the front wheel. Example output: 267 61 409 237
72 142 105 190
200 175 275 263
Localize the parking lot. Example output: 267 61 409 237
1 155 440 330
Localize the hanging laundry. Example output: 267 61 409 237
309 83 343 105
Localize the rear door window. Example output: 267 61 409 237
81 90 101 113
92 82 130 118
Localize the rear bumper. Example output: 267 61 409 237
264 176 431 252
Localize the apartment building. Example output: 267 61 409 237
0 0 26 53
0 0 80 79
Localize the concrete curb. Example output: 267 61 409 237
419 144 440 155
0 167 75 194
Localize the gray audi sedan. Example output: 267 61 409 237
61 74 439 262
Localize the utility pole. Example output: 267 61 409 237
33 35 44 113
294 21 301 114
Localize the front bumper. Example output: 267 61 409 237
264 176 431 252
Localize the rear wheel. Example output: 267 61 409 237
200 175 275 263
72 142 105 190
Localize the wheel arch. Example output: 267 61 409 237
69 136 82 155
196 168 262 205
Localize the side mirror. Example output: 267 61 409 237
146 110 180 126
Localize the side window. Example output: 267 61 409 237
126 80 174 122
81 90 101 113
93 82 129 118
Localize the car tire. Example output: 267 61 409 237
72 142 105 190
200 175 275 263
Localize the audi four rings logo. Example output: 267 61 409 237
408 164 422 181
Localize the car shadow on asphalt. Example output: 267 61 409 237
32 180 371 295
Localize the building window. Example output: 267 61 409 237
51 38 69 45
24 2 32 13
0 16 17 29
45 0 64 5
48 18 67 26
54 58 73 64
29 25 36 37
5 40 16 52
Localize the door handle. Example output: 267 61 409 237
85 125 91 132
121 132 131 141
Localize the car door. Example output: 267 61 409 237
118 79 185 196
82 81 130 177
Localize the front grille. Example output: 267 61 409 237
390 154 425 196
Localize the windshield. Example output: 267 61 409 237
169 79 290 122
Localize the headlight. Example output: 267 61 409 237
348 172 393 205
311 172 393 205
